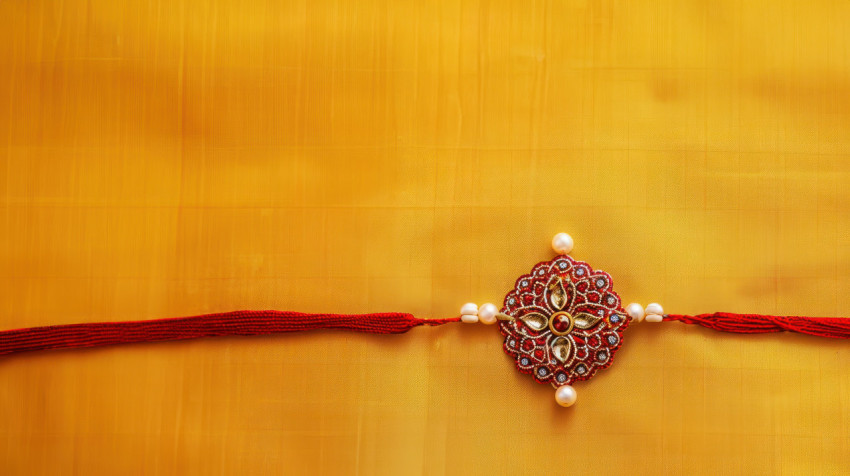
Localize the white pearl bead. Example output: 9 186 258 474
626 303 645 322
461 314 479 324
460 302 479 315
479 313 497 325
478 303 498 324
555 385 578 407
551 233 574 255
645 314 663 323
645 302 664 316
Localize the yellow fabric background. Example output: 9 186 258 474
2 0 850 474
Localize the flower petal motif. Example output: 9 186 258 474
546 276 569 311
573 312 603 330
550 336 574 364
518 312 548 331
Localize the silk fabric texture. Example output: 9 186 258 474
2 0 850 474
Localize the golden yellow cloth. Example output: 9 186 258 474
2 0 850 474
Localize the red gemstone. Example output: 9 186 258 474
589 337 600 347
554 316 570 332
522 340 535 351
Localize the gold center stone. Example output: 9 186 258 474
549 311 574 336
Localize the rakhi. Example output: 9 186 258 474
3 232 849 407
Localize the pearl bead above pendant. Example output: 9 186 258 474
555 385 578 407
551 233 574 255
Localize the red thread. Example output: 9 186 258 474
664 313 850 339
0 311 461 356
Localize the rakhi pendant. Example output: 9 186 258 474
494 238 629 406
466 232 634 407
2 232 850 408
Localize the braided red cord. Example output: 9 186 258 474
664 313 850 339
0 311 461 356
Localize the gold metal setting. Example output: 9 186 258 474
548 311 574 336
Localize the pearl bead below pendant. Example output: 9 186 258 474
555 385 578 407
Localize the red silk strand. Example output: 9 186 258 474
663 313 850 339
0 311 461 356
